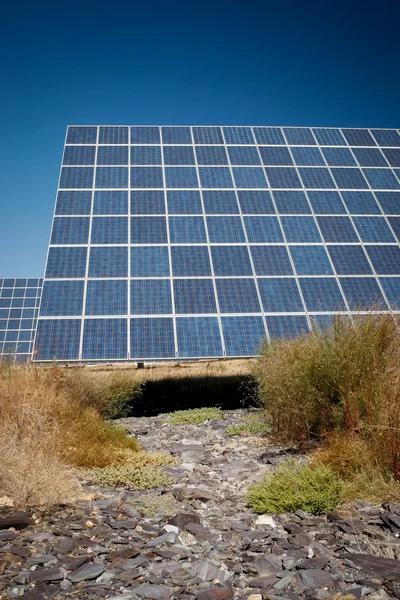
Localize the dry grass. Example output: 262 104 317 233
0 363 141 507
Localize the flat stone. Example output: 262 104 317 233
337 519 365 534
300 569 335 588
59 555 88 570
178 488 219 502
192 559 232 583
0 513 34 530
134 583 173 599
186 522 214 541
349 553 400 583
146 532 176 547
248 574 279 587
169 512 201 529
0 531 16 541
68 562 105 582
29 568 64 582
255 515 278 528
9 545 31 557
196 585 234 600
53 536 75 554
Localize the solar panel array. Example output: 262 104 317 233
34 125 400 361
0 279 42 362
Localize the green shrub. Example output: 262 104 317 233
135 492 178 517
226 417 269 437
166 407 223 425
86 451 175 489
246 460 343 514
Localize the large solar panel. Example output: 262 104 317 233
34 125 400 361
0 279 42 362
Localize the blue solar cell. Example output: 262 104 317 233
387 217 400 241
253 127 285 145
192 127 223 145
163 146 195 165
131 190 165 214
258 278 303 312
313 128 346 146
60 167 94 189
375 192 400 214
341 191 381 215
372 130 400 147
317 216 358 242
93 190 128 215
46 247 87 278
195 146 228 165
130 127 160 144
222 315 266 356
169 216 206 243
365 246 400 275
98 126 128 144
244 216 284 242
307 191 346 214
130 280 172 314
67 126 97 144
331 168 368 189
362 169 400 190
171 246 211 277
35 319 81 360
298 167 335 189
291 147 325 166
167 190 202 214
322 147 357 167
130 318 175 358
95 167 128 188
259 146 293 166
250 245 293 275
131 167 163 188
379 278 400 309
207 216 245 243
165 167 198 188
342 129 376 146
273 190 311 214
300 278 346 311
130 146 161 165
203 190 239 214
238 191 275 214
131 246 170 277
340 278 388 311
216 278 261 313
382 149 400 167
82 318 127 359
352 148 388 167
177 317 222 358
131 216 167 244
162 127 192 144
290 246 333 275
39 281 84 316
174 279 217 314
86 280 127 315
228 146 260 165
266 315 310 339
352 217 395 242
63 146 96 166
327 245 373 275
265 167 302 189
91 216 128 244
97 146 128 165
211 246 252 276
281 216 322 242
223 127 255 145
284 128 316 145
198 167 234 188
232 167 268 188
51 217 89 245
89 246 128 277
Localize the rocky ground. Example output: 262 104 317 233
2 408 400 599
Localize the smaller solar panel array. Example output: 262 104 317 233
0 279 42 362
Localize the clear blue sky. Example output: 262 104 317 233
1 0 399 278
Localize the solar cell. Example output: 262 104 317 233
34 125 400 363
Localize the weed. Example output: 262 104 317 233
165 407 223 425
246 460 343 515
86 452 175 489
134 492 178 517
226 415 269 437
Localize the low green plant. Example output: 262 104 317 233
246 460 343 514
134 492 178 517
226 416 269 437
86 451 176 489
166 407 223 425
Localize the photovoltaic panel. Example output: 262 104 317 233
34 125 400 363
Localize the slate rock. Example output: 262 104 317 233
0 513 34 530
169 512 201 530
134 583 173 599
196 584 234 599
300 569 335 588
185 522 214 541
29 568 64 582
68 562 105 582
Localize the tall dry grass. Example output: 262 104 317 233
254 313 400 483
0 363 141 507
